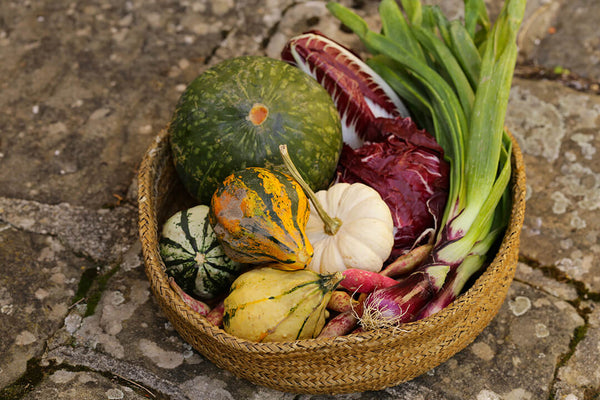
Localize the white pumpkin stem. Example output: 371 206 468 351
279 144 342 235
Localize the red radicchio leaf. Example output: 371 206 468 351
281 30 410 149
337 117 450 259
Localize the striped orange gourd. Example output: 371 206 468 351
209 167 313 270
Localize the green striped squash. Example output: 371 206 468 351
169 55 343 204
209 167 312 270
159 205 244 300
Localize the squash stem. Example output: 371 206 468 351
279 145 342 235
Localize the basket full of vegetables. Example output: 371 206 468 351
138 0 527 394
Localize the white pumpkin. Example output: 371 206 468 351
305 182 394 274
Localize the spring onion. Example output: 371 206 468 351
326 0 525 327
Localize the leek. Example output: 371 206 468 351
327 0 526 325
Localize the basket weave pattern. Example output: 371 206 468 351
138 128 526 394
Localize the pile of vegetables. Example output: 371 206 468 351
159 0 525 342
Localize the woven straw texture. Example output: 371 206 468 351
138 127 526 394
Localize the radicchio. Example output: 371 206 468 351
282 30 449 261
281 30 410 149
337 117 450 259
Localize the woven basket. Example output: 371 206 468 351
138 127 526 394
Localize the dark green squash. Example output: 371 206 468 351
169 56 343 204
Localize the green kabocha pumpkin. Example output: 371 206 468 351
169 55 343 204
223 267 343 342
159 205 245 300
210 167 313 270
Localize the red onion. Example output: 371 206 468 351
359 265 448 330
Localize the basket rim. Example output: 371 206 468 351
138 126 526 353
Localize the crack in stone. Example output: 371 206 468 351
515 63 600 95
260 1 299 50
0 355 174 400
44 346 186 400
519 254 600 304
517 254 599 399
0 358 46 399
549 323 590 400
203 29 233 66
0 196 138 264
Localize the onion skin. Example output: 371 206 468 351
360 265 448 329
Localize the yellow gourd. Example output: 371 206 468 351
222 267 342 342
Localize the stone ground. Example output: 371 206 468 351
1 0 599 399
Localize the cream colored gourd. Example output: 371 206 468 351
279 145 394 274
223 267 342 342
305 182 394 273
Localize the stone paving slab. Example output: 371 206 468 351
1 0 600 399
532 0 600 81
506 78 600 294
0 226 88 389
22 370 151 400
